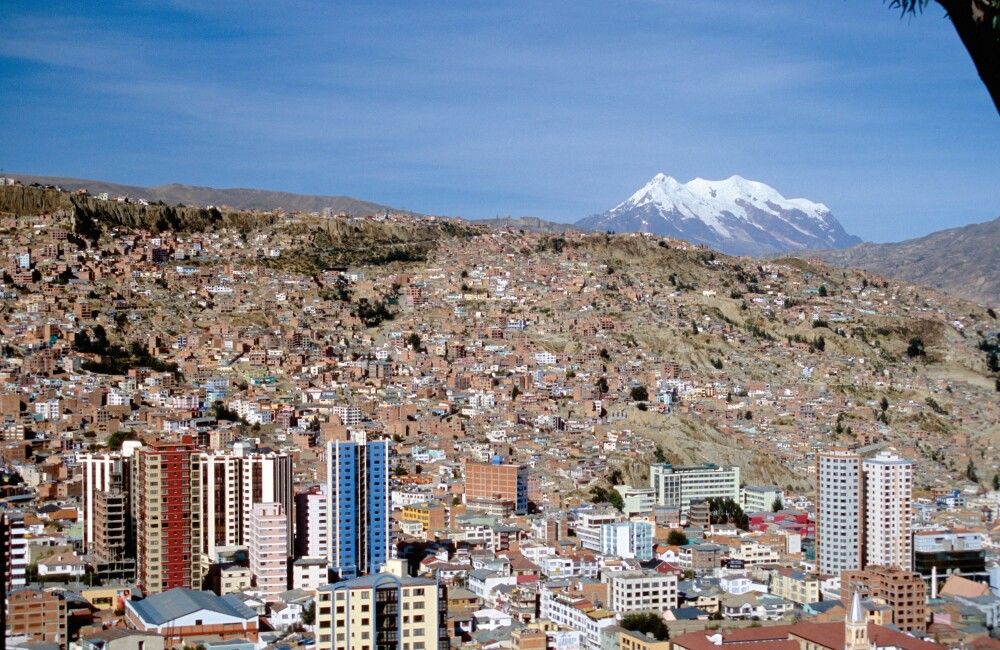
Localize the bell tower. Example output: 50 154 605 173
845 591 870 650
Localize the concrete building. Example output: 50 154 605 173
842 565 928 633
464 456 529 515
817 450 863 575
540 583 617 650
912 530 986 581
134 439 204 594
863 452 913 571
1 510 27 595
600 521 654 561
741 485 784 513
200 445 294 558
295 485 329 559
649 463 740 514
314 561 449 650
6 587 67 645
326 434 390 579
614 485 655 516
249 502 289 601
606 569 678 613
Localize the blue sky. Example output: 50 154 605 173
2 1 998 242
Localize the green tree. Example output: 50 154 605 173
772 496 784 512
653 445 667 463
907 337 926 358
630 385 649 402
406 332 422 351
595 377 609 395
608 488 625 512
967 459 979 483
511 385 521 401
992 473 1000 491
667 529 689 546
620 612 670 641
818 284 828 297
301 601 316 626
708 497 750 530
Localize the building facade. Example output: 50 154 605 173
326 435 390 579
134 439 204 594
842 565 928 633
314 564 449 650
200 445 294 557
817 450 863 575
249 502 289 601
464 457 529 515
649 463 740 514
864 452 913 570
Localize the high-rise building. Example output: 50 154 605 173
80 450 136 580
249 502 289 601
817 450 863 575
326 434 390 579
1 510 26 594
134 439 203 594
314 560 449 650
864 451 913 570
295 485 329 559
648 463 740 514
464 456 529 515
199 444 294 557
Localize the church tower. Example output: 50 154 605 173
845 591 870 650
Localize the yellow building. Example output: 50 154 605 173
315 560 447 650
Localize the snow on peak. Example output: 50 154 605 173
618 173 831 237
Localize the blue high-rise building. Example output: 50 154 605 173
325 435 390 580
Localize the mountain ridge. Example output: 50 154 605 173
808 216 1000 307
6 173 419 217
577 173 861 256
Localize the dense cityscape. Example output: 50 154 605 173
0 177 997 650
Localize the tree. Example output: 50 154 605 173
667 529 689 546
708 497 750 530
654 445 667 463
406 332 422 351
907 337 926 358
993 472 1000 491
302 601 316 626
818 284 828 297
595 377 609 395
620 612 670 641
511 385 521 401
967 459 979 483
880 397 890 411
772 496 784 512
890 0 1000 112
630 385 649 402
608 488 625 512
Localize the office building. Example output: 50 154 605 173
464 457 529 515
600 521 654 561
200 444 294 557
912 529 986 581
817 450 863 575
614 485 655 516
606 570 678 613
741 485 784 513
326 434 390 579
134 439 204 594
648 463 740 514
864 451 913 570
249 502 288 601
314 561 449 650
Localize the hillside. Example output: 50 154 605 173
810 217 1000 307
8 173 417 217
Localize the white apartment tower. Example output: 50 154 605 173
199 444 294 558
249 502 289 601
864 451 913 570
817 450 864 575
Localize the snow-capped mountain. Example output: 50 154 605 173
577 173 861 256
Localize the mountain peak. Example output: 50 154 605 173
578 173 860 256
